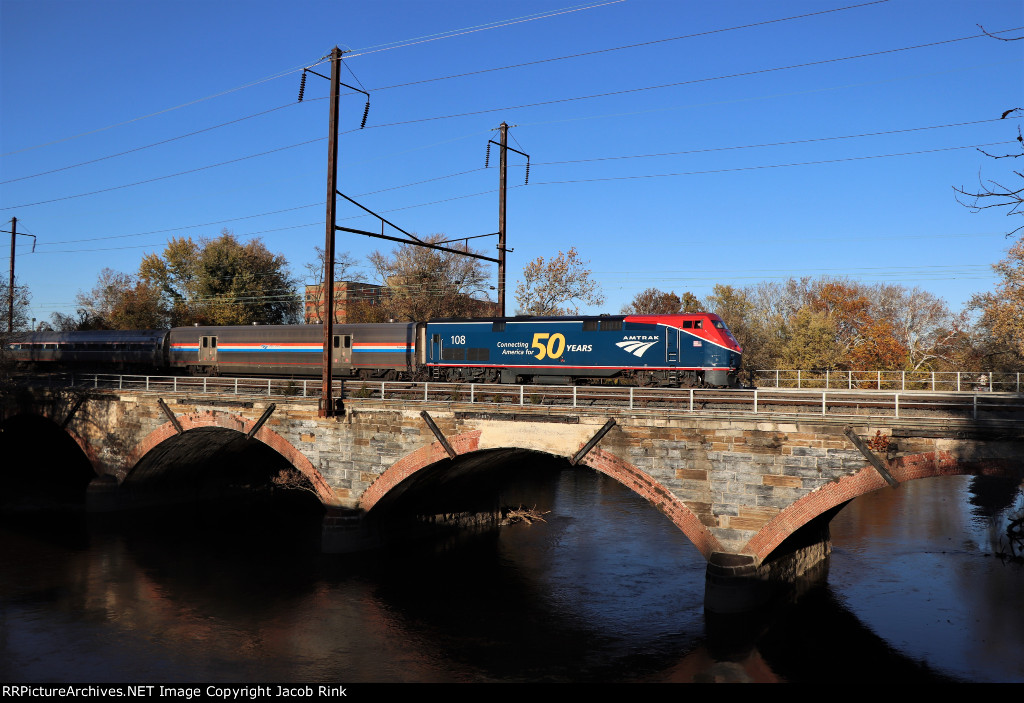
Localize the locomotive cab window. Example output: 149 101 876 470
682 321 693 329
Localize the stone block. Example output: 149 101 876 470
763 474 802 488
791 446 827 457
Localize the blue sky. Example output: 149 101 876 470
2 0 1022 325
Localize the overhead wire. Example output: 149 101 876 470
367 1 893 92
363 27 1024 131
22 136 1015 256
1 1 618 158
1 101 312 185
0 2 890 186
8 32 1018 213
344 0 625 58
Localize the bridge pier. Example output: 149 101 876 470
704 506 838 613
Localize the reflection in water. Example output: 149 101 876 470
0 467 1021 682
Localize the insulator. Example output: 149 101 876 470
297 72 307 102
484 142 491 168
524 161 530 185
360 100 370 129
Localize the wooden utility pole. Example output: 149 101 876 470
497 123 508 317
320 46 342 418
8 216 16 333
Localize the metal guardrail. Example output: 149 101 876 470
753 369 1022 393
21 372 1024 423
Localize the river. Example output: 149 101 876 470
0 465 1021 683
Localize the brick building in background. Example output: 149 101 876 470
304 281 386 324
305 280 499 323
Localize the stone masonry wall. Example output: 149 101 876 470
9 388 1021 563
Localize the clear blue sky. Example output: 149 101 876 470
2 0 1022 325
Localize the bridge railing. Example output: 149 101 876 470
35 372 1024 422
753 369 1022 393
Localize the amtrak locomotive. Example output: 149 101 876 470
7 313 743 387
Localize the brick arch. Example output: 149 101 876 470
131 409 339 506
360 432 724 560
580 446 724 560
742 450 1022 562
359 430 483 511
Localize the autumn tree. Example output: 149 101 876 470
139 230 300 326
621 288 701 315
514 247 604 315
366 234 494 321
868 284 962 371
52 268 166 330
779 307 843 370
970 238 1024 368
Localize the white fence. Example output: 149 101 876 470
753 369 1021 393
27 372 1024 422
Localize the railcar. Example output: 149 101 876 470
168 323 416 378
423 313 742 387
5 329 169 370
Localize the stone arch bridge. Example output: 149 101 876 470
3 385 1022 609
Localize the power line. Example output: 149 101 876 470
529 118 1020 167
344 0 625 58
369 1 893 92
364 27 1024 131
20 138 1015 255
1 2 616 159
0 4 887 186
0 101 307 185
2 137 324 211
9 27 1015 213
525 141 1018 187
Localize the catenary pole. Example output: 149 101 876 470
321 47 341 418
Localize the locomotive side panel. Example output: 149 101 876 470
424 314 742 385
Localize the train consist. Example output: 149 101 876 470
6 313 743 387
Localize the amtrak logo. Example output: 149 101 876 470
616 340 658 357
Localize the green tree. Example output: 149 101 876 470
779 307 843 370
139 230 300 326
514 247 604 315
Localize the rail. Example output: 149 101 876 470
16 372 1024 423
753 369 1022 393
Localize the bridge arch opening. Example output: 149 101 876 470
122 426 325 536
0 413 95 512
362 447 708 568
748 454 1024 567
